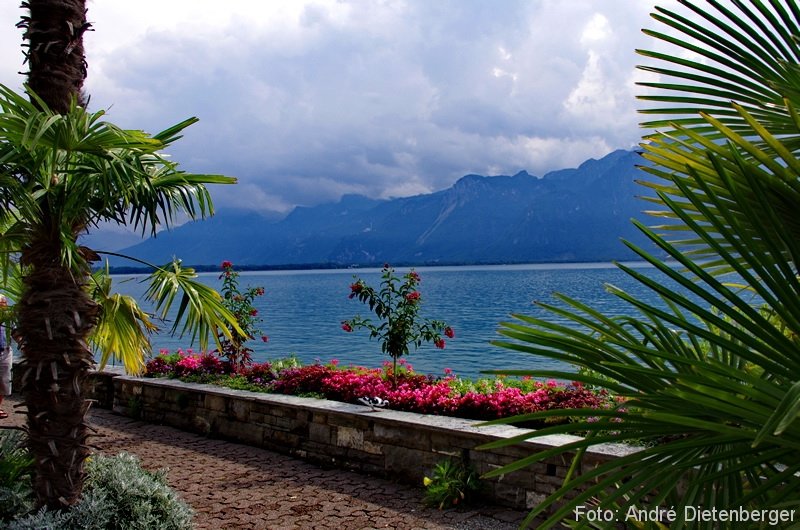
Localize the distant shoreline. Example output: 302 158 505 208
105 258 657 275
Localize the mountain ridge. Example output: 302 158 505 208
109 148 657 269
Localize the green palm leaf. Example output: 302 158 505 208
489 3 800 525
89 265 156 375
144 259 243 353
1 82 241 376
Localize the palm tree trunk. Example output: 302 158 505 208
20 0 90 113
16 0 93 508
16 235 99 509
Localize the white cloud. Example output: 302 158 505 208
1 0 683 212
580 13 613 45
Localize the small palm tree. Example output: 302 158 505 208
487 2 800 528
0 84 240 509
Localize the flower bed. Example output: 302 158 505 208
145 350 612 424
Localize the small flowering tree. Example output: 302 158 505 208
216 261 268 371
342 264 453 386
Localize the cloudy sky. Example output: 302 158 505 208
0 0 682 215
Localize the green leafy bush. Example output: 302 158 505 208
342 264 453 386
423 459 483 509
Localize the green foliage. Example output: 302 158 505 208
485 2 800 528
215 260 267 370
7 452 193 530
423 459 483 510
0 429 34 522
143 259 244 357
342 264 453 384
0 83 242 374
90 263 158 375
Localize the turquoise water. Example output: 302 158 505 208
112 262 668 379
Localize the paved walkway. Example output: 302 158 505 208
2 397 528 529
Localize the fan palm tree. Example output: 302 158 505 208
3 0 243 512
0 84 239 509
486 1 800 528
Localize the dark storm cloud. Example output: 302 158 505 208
0 0 679 213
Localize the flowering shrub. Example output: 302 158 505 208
216 261 267 370
144 349 229 379
145 353 612 423
237 362 278 387
342 264 453 386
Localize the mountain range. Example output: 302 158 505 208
109 148 658 269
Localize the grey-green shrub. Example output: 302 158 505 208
7 452 193 530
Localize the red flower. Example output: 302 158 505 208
405 291 420 302
250 309 258 316
349 283 363 299
408 271 421 283
444 327 455 338
435 338 445 349
341 322 353 332
221 260 233 269
261 335 269 343
256 287 265 296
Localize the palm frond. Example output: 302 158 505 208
491 2 800 521
143 259 244 353
89 266 156 375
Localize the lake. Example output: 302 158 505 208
112 262 667 379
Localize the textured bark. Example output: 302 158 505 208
20 0 90 112
16 232 99 509
16 0 95 508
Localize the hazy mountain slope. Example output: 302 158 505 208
115 149 655 267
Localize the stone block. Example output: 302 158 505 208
309 422 332 444
383 445 434 481
229 399 250 422
361 439 383 455
430 431 474 452
328 412 370 430
526 491 548 510
336 426 364 450
373 422 431 451
204 394 227 413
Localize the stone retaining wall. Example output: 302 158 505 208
110 375 636 511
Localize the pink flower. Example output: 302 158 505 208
341 322 353 332
444 327 454 338
330 359 339 366
405 291 420 302
221 260 233 269
443 368 453 375
435 338 445 349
